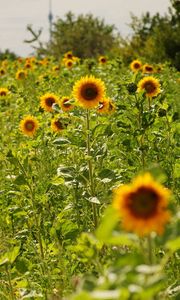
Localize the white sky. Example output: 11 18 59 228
0 0 170 56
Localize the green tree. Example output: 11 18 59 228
119 0 180 69
28 12 120 59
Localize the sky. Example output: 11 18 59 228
0 0 170 57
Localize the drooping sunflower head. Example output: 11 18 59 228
20 115 39 137
142 64 154 74
15 69 27 80
60 96 74 112
113 173 171 236
0 87 9 97
98 56 107 64
72 75 106 109
40 93 59 112
130 60 142 72
51 118 66 132
137 76 161 98
97 98 116 114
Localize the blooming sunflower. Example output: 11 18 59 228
60 96 74 112
113 173 171 236
72 75 106 109
64 59 74 69
64 51 73 60
97 98 116 114
0 88 9 96
142 64 154 74
130 59 142 72
51 118 65 132
15 69 27 80
40 93 59 112
98 56 107 64
137 76 161 98
20 115 39 137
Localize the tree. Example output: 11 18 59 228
27 12 120 59
119 0 180 69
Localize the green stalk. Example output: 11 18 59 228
86 109 98 228
5 265 15 300
147 234 154 265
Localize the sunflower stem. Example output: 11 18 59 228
86 109 98 228
147 234 154 265
5 264 15 300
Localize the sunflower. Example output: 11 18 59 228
0 88 9 96
0 68 6 76
60 96 74 112
72 75 106 109
97 98 116 114
137 76 161 98
15 69 27 80
98 56 107 64
51 118 65 132
64 51 73 60
40 93 59 112
130 59 142 72
142 64 154 74
64 59 74 69
113 173 171 236
20 115 39 137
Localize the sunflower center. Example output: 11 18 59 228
134 63 140 69
25 121 35 131
144 82 156 93
45 97 55 107
145 66 153 72
81 84 98 101
63 99 71 108
54 120 64 130
101 58 106 63
127 187 159 218
18 72 26 79
0 91 7 96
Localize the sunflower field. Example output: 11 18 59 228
0 53 180 300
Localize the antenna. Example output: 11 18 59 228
48 0 53 42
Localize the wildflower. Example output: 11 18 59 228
137 76 161 98
113 173 171 236
130 59 142 72
40 93 59 112
72 75 106 109
20 115 39 137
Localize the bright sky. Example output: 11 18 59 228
0 0 170 56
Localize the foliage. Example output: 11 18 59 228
0 53 179 300
0 49 17 61
27 12 120 59
118 0 180 69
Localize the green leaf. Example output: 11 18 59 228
96 206 119 242
14 174 27 185
88 197 101 204
166 237 180 252
53 137 71 145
